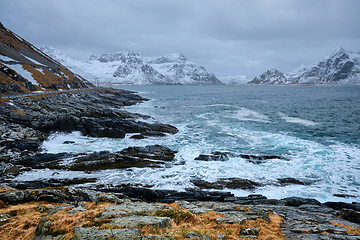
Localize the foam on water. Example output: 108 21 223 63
15 85 360 203
278 112 319 126
231 108 270 122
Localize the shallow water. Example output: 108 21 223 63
16 85 360 203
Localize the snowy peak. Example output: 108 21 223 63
251 48 360 85
44 47 221 85
219 75 249 85
149 53 187 64
249 69 287 84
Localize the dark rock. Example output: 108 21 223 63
0 188 92 205
7 178 98 189
194 151 231 161
339 208 360 223
15 152 71 168
120 145 177 161
277 178 310 186
282 197 322 207
2 139 40 152
63 141 75 144
191 178 262 190
334 194 357 199
98 187 234 203
67 146 175 172
240 154 284 164
325 201 360 211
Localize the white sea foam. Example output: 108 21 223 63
13 85 360 203
278 112 318 126
231 108 270 122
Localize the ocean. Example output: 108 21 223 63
18 85 360 203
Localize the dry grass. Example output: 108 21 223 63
0 199 286 240
139 207 286 240
329 222 360 235
0 201 64 240
0 201 113 240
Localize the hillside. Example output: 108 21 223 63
249 48 360 85
40 46 222 85
0 22 92 96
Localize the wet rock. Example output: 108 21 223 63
15 152 71 168
282 196 322 207
325 201 360 211
7 178 98 189
277 177 310 186
191 178 262 190
240 154 284 164
67 147 173 171
99 187 234 203
120 145 177 161
0 188 91 205
1 139 40 151
340 208 360 223
63 141 75 144
194 151 232 161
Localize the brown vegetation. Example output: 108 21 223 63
140 208 286 240
329 222 360 235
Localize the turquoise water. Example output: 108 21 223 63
24 85 360 203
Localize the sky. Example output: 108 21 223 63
1 0 360 79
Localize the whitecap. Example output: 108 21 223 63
231 108 270 122
278 112 318 126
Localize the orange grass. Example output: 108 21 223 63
139 208 286 240
0 201 64 240
329 222 360 235
0 201 113 240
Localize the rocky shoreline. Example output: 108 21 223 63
0 87 359 239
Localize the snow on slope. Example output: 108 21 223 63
40 47 222 85
248 69 287 85
250 48 360 85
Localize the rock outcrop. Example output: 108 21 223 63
0 186 359 239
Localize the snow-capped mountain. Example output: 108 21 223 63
40 47 222 85
250 48 360 85
219 75 249 85
248 69 287 84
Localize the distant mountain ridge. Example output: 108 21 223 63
249 48 360 85
0 23 92 96
41 46 222 85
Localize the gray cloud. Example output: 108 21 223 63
1 0 359 78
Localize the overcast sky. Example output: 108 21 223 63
1 0 359 78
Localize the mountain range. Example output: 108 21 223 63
40 46 222 85
0 22 92 96
249 48 360 85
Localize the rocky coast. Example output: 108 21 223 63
0 87 359 240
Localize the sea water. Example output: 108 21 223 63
17 85 360 203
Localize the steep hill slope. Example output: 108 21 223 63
41 46 222 85
0 22 92 96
